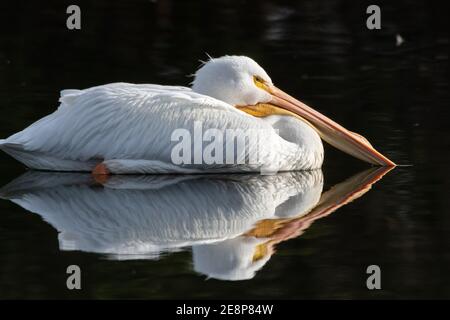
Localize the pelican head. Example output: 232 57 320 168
193 55 273 106
192 55 395 166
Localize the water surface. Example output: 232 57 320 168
0 0 449 299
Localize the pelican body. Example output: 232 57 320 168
0 56 394 174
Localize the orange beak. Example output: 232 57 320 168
267 84 395 166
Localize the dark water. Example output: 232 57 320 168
0 0 449 299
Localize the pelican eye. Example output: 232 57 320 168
253 75 268 90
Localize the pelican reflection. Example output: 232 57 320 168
0 167 392 281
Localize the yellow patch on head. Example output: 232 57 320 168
236 103 308 124
253 75 269 91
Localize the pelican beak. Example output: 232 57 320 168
266 84 395 166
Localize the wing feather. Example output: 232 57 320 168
4 83 288 170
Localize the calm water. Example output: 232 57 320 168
0 0 449 299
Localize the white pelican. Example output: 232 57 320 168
0 55 395 174
0 167 391 280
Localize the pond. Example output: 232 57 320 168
0 0 449 299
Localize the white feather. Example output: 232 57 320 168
0 56 324 173
1 82 322 172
